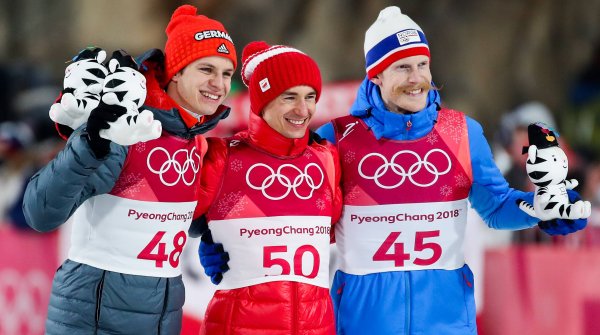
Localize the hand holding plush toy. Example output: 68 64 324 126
97 50 162 146
49 47 108 130
517 123 591 221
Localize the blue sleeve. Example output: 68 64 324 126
466 117 539 230
23 129 126 232
315 122 336 144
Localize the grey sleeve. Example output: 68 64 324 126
23 130 127 232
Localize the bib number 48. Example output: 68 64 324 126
372 231 441 267
137 231 187 268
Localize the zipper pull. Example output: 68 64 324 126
406 120 412 131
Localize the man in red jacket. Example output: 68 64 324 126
196 41 342 335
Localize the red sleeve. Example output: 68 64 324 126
324 141 343 243
50 91 75 140
194 137 229 219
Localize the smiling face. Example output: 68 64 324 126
261 85 317 139
167 56 234 116
370 55 432 114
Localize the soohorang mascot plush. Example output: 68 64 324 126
49 47 108 130
97 50 161 145
517 122 591 221
50 47 161 146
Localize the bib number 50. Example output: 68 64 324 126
373 230 441 267
263 245 320 278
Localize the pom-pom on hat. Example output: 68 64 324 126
522 122 560 154
241 41 322 115
364 6 430 78
164 4 237 84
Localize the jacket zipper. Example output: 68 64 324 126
224 290 238 335
292 282 298 335
405 272 411 335
157 278 169 335
94 271 106 334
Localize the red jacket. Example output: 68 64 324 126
198 112 342 335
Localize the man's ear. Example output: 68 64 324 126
370 74 382 86
171 72 180 83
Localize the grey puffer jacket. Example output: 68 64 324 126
23 49 229 335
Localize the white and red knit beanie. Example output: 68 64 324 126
364 6 430 78
241 41 322 115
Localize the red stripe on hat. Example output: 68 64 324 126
366 46 430 78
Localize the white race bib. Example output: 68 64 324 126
336 200 468 275
209 216 331 289
69 194 196 277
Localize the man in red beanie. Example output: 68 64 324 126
195 41 342 335
22 5 236 334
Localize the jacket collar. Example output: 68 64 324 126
349 76 441 141
246 112 309 157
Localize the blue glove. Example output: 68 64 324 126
538 190 588 235
198 229 230 285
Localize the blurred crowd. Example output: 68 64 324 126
0 63 65 231
493 101 600 246
490 42 600 247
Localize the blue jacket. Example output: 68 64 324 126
317 78 539 335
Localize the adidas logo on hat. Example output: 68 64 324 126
217 43 230 54
164 5 237 83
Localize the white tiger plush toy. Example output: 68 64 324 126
49 47 108 130
97 50 162 146
517 123 591 221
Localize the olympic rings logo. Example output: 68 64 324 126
147 146 201 186
0 269 50 335
358 149 451 189
246 163 324 200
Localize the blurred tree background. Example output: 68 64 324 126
1 0 599 141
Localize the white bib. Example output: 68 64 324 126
209 216 331 289
69 194 196 277
336 200 468 275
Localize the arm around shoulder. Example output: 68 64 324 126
315 121 336 144
327 142 343 243
193 137 229 222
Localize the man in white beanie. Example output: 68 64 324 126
317 6 589 335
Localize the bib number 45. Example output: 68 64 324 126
372 231 441 267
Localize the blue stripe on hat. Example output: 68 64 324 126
365 29 429 69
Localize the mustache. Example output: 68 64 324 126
392 82 437 95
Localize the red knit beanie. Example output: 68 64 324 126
164 5 237 84
241 41 321 115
